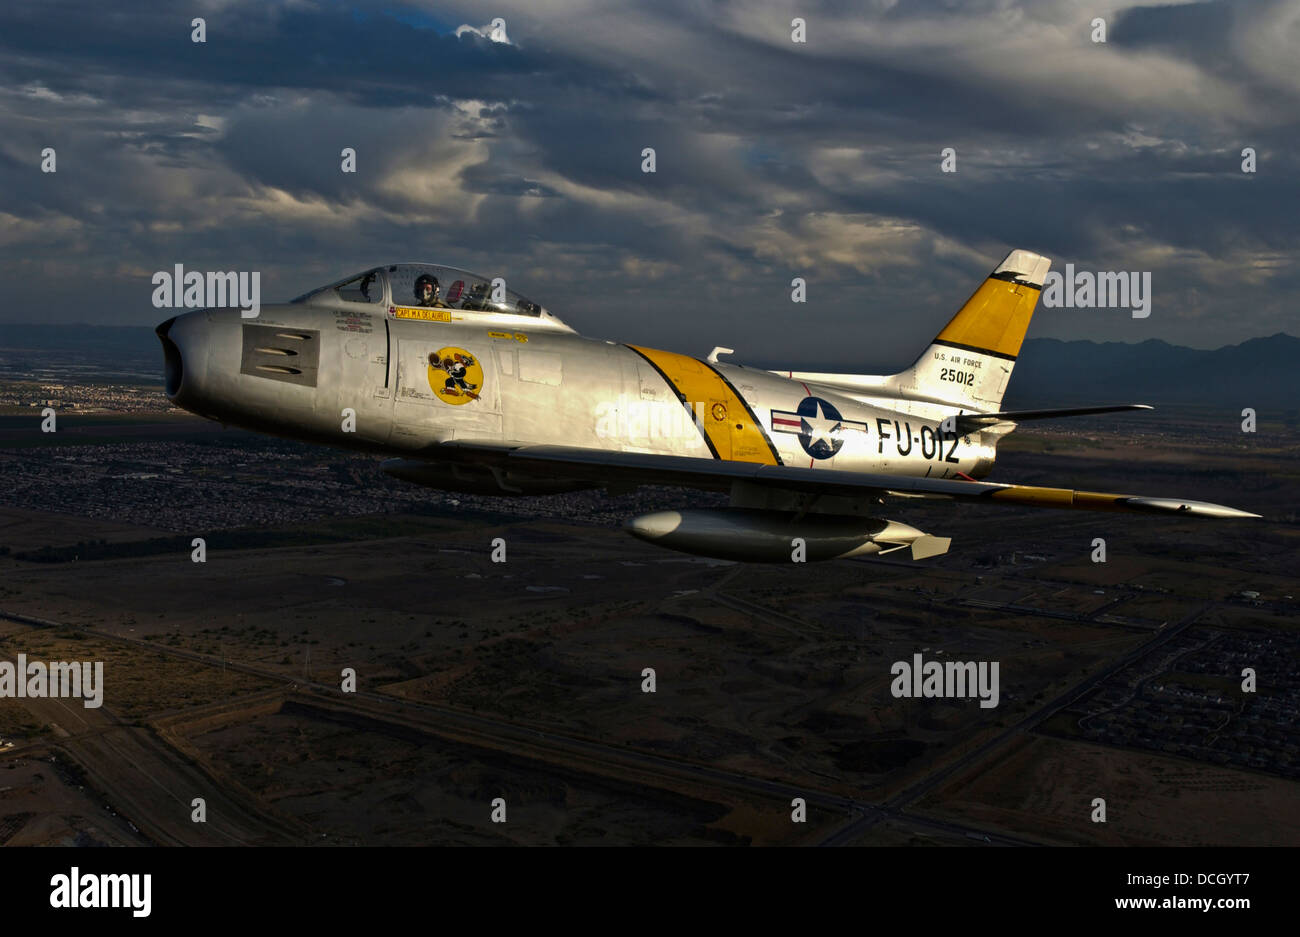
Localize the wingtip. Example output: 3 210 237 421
1125 497 1262 519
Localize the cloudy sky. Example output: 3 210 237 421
1 0 1296 369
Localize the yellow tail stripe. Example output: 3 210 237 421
935 277 1041 359
627 345 780 465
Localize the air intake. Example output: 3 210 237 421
156 316 184 397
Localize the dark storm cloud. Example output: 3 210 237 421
0 1 544 107
1111 0 1236 51
0 0 1296 363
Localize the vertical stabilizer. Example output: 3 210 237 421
891 249 1051 409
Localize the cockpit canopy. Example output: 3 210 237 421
291 263 568 329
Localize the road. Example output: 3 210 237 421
3 608 1036 846
816 601 1214 845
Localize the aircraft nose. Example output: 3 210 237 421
156 310 212 410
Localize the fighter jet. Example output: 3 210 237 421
156 250 1258 562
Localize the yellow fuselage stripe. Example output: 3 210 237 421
627 345 780 465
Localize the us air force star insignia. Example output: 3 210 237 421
770 396 868 460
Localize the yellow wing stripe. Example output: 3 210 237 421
989 486 1136 511
627 345 780 465
934 277 1041 359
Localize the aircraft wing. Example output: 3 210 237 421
386 442 1260 519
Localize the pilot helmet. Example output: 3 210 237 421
414 274 440 302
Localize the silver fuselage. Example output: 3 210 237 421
158 299 999 479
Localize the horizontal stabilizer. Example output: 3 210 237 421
951 404 1152 433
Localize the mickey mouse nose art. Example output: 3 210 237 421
428 347 483 404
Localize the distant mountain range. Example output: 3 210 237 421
1003 333 1300 409
1 323 1296 409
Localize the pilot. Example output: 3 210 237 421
414 274 446 307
